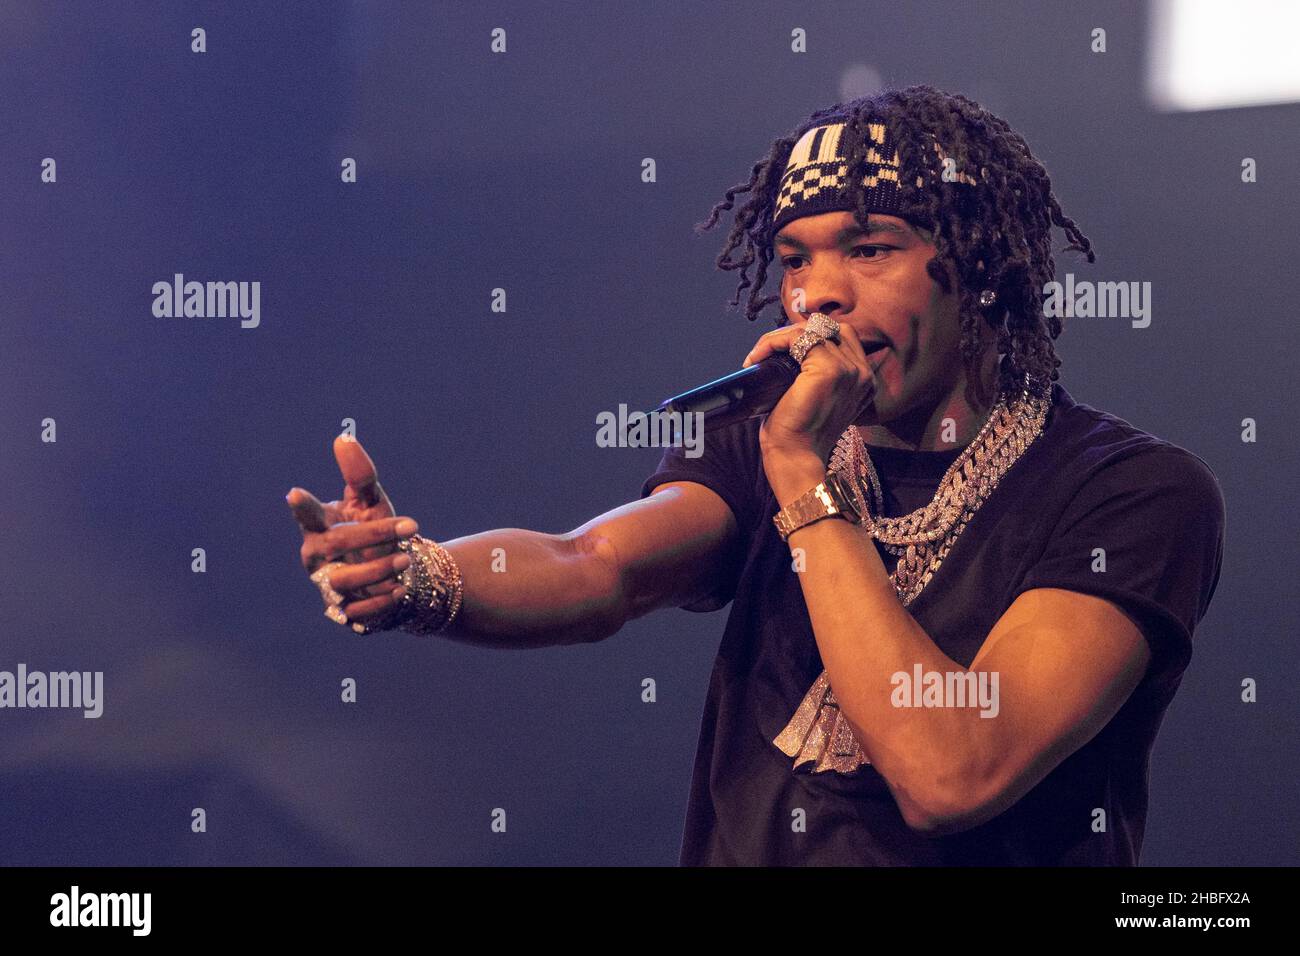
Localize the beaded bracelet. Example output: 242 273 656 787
389 533 464 635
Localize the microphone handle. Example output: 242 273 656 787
651 353 802 432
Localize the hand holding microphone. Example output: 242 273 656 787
651 313 886 463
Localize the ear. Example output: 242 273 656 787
924 254 956 295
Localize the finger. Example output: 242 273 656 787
325 551 412 596
343 584 408 622
837 324 870 365
334 434 393 512
742 323 805 368
837 327 889 383
286 487 329 534
318 515 418 564
828 329 880 416
301 515 418 574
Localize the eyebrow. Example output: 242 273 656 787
773 220 909 250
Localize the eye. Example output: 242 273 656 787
851 244 893 259
780 245 894 270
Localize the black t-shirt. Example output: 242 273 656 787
638 382 1226 865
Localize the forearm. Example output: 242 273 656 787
767 451 997 828
414 528 624 649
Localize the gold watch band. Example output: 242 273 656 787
772 470 861 542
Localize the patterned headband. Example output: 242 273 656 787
770 119 979 238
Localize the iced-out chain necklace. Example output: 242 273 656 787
772 377 1051 774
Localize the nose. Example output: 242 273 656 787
806 302 843 320
788 261 853 322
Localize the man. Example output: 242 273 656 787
289 86 1225 865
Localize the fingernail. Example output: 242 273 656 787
395 518 417 536
392 586 408 601
393 554 411 571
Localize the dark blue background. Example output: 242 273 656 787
1 1 1294 865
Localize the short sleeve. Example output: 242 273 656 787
638 416 764 612
1013 446 1226 693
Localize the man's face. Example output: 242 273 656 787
774 210 977 426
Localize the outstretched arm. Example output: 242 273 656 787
290 436 740 648
407 481 738 648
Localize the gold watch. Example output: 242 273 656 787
772 470 861 542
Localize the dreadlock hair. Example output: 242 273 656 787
694 85 1094 403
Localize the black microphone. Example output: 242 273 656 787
649 340 887 433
